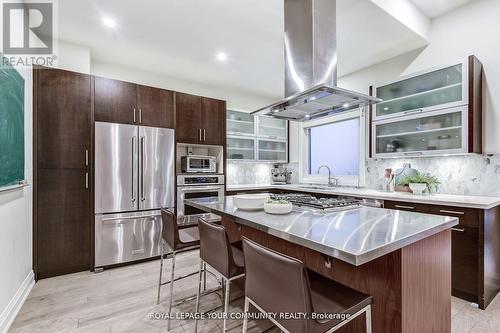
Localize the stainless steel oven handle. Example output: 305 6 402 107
179 186 224 192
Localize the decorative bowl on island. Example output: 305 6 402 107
264 199 293 215
233 194 269 210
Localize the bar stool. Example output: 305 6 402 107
241 237 373 333
157 209 205 330
194 218 245 333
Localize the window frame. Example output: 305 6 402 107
298 108 367 187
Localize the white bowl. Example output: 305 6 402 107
233 194 269 210
264 201 293 215
409 183 427 195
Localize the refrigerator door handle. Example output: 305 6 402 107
131 137 136 202
140 136 145 202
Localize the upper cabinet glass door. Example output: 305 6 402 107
373 107 467 157
227 110 255 136
374 63 467 120
257 117 287 139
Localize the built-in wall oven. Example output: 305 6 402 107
177 174 224 220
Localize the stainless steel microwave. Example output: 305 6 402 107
180 155 217 173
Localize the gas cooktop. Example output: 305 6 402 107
270 193 360 211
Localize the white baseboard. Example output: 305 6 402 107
0 271 35 333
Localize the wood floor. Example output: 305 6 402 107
9 250 500 333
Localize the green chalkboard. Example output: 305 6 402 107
0 55 25 189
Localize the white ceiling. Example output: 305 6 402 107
58 0 429 100
410 0 477 18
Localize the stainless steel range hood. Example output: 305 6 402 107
252 0 382 121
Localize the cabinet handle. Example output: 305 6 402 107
203 129 206 141
451 227 466 232
85 172 89 189
439 209 465 215
403 152 423 156
394 205 415 210
199 129 202 142
139 108 142 124
404 109 423 115
133 107 137 123
85 149 89 167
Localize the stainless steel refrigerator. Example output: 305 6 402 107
94 122 174 269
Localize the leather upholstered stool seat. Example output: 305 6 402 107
194 218 245 333
241 237 373 333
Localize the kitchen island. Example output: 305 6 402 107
186 196 459 333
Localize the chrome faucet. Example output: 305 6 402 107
317 165 339 187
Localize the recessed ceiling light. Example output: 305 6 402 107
103 17 117 28
216 52 227 62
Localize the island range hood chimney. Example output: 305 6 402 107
252 0 382 121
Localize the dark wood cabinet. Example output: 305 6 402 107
94 76 137 124
36 169 90 279
201 97 226 145
175 92 202 143
137 85 174 128
34 67 91 279
383 200 431 213
175 92 226 145
94 77 175 128
384 200 500 309
36 69 91 169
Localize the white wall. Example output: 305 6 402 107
0 67 34 333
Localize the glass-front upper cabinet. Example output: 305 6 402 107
257 116 287 139
373 61 467 121
227 136 255 160
227 110 255 136
258 139 287 162
373 107 467 157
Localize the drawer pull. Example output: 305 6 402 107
394 205 415 210
439 209 465 215
451 227 466 232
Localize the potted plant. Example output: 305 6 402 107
397 171 440 195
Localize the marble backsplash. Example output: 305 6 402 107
226 161 300 185
365 154 500 197
228 156 500 197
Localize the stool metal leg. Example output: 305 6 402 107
365 305 372 333
156 240 164 305
194 259 204 333
223 278 230 333
167 251 176 330
242 296 249 333
203 262 207 291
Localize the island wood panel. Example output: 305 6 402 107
401 229 451 333
219 217 452 333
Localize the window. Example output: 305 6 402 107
308 117 360 176
298 109 366 186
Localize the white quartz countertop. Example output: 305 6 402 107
186 196 458 266
226 184 500 210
